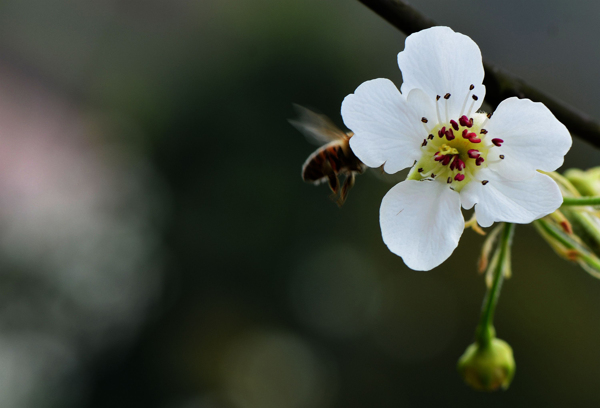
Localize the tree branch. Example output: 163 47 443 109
358 0 600 148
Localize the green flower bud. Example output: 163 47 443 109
564 168 600 197
457 338 515 391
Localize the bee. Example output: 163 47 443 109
290 104 366 206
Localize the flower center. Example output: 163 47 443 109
408 87 504 192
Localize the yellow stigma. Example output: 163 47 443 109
440 144 459 156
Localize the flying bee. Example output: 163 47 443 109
290 104 366 206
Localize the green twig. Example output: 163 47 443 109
562 196 600 206
356 0 600 149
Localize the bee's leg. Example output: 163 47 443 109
337 173 355 206
327 173 340 202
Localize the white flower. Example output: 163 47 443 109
341 27 572 271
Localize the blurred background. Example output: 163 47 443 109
1 0 600 407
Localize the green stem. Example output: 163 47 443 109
569 210 600 247
534 218 600 271
562 196 600 206
476 223 515 347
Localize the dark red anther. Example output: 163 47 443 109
449 157 457 171
422 139 428 147
438 126 446 138
476 156 485 166
492 138 504 147
467 149 480 159
459 115 470 127
454 173 465 182
468 133 482 143
455 158 465 171
445 129 455 140
462 129 469 139
434 152 444 161
441 155 452 166
450 120 459 131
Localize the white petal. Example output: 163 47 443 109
485 97 572 180
380 180 464 271
460 169 562 228
398 27 485 120
343 79 435 174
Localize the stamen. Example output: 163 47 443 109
467 149 480 159
444 94 450 123
487 112 492 119
447 177 452 184
441 155 452 166
428 134 434 140
476 157 485 166
422 139 428 147
482 180 489 185
480 129 488 134
460 85 473 116
499 154 505 159
418 168 423 173
462 129 469 139
492 138 504 147
421 164 443 178
434 152 444 161
450 120 459 131
466 95 477 116
445 128 455 141
438 126 446 138
455 158 465 171
421 117 428 123
479 112 492 129
455 173 465 181
435 96 442 123
459 115 473 128
466 132 481 143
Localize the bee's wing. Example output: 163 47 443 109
289 104 347 146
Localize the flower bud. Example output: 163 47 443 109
564 168 600 196
457 338 515 391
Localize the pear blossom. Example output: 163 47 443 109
341 27 572 271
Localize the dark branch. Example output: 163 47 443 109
358 0 600 148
